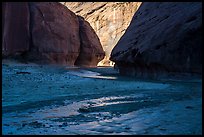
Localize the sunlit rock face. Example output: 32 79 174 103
110 2 202 77
62 2 142 66
2 2 104 67
2 2 30 57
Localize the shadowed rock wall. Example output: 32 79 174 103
2 2 30 56
75 16 105 67
110 2 202 77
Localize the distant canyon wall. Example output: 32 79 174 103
110 2 202 78
2 2 105 67
62 2 142 66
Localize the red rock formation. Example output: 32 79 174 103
2 2 105 67
28 2 80 65
2 2 30 56
110 2 202 77
75 16 105 67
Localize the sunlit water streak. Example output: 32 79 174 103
66 69 118 80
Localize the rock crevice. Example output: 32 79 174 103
63 2 142 66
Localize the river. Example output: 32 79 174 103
2 60 202 135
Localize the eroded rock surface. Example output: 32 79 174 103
2 2 104 67
75 16 105 67
110 2 202 77
29 2 80 65
63 2 142 66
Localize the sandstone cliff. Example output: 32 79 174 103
29 2 80 65
75 16 105 67
2 2 105 67
110 2 202 78
63 2 142 66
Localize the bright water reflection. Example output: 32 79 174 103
66 69 118 80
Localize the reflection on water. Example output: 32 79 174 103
66 69 118 80
31 95 141 120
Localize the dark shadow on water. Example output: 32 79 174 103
65 66 202 84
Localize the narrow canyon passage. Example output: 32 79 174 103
2 2 202 135
62 2 142 66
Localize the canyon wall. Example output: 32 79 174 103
63 2 142 66
75 16 105 67
2 2 105 67
2 2 30 56
110 2 202 78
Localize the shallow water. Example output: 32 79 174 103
2 62 202 135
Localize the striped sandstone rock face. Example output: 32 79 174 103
63 2 142 66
